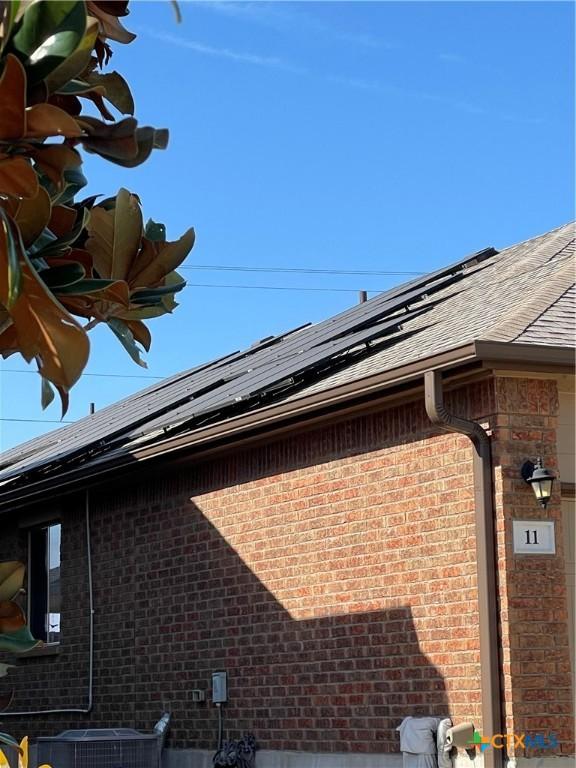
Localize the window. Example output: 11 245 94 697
28 522 61 644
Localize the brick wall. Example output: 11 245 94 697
0 376 572 757
492 376 574 757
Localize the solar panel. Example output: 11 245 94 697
0 247 497 486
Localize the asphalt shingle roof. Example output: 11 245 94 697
0 221 573 489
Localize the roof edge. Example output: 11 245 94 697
0 339 573 512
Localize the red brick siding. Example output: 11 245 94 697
492 376 574 757
0 382 492 753
1 376 571 755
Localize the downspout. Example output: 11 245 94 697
424 370 502 768
3 490 94 716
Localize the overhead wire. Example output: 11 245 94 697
179 264 425 276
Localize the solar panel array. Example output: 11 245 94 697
0 247 497 488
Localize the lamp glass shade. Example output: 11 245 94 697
531 477 553 502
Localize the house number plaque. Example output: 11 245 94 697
512 520 556 554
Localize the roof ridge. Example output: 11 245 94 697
496 220 575 255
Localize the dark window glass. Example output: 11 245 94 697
29 522 61 644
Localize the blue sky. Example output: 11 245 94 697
0 0 574 450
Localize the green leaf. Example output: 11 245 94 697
86 71 134 115
39 262 86 289
0 625 40 654
161 270 184 313
44 16 98 93
37 206 88 258
0 209 22 309
41 377 55 410
56 78 99 95
131 281 186 302
107 317 147 368
55 277 122 295
11 0 87 85
0 732 21 751
53 166 88 206
0 2 21 56
144 219 166 242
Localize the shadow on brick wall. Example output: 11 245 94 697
125 500 450 754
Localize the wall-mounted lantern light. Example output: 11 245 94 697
521 457 555 509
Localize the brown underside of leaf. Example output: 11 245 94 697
30 145 82 190
0 216 90 394
0 155 39 199
25 103 84 138
0 562 25 602
0 54 26 140
0 601 26 633
14 187 52 246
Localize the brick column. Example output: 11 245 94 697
492 376 574 757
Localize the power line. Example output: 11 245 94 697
0 418 75 424
186 283 384 292
180 264 424 276
0 369 165 380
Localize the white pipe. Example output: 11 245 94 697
3 491 94 716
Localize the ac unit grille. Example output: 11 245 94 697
36 731 160 768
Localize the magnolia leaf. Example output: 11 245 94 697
0 216 89 398
0 155 38 198
86 1 136 44
131 280 186 304
126 319 151 352
86 188 142 281
0 2 21 55
107 317 147 367
39 262 85 289
25 103 83 138
44 15 99 93
11 0 87 84
86 70 134 115
36 205 87 258
0 209 21 308
0 601 25 633
48 204 77 238
31 144 82 192
0 733 21 753
77 115 138 159
0 562 24 602
125 237 156 284
53 166 88 205
56 78 105 95
117 304 168 321
0 625 40 654
144 219 166 243
81 121 169 167
41 376 55 409
105 126 169 168
161 271 185 314
56 278 129 308
14 186 52 247
0 54 25 140
131 228 195 287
